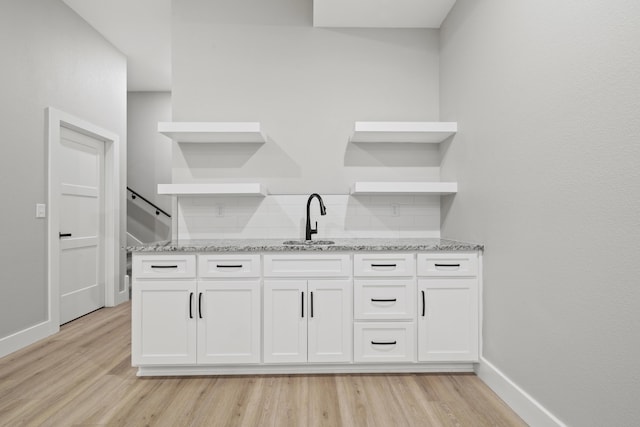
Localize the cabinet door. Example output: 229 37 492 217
263 280 307 363
132 281 197 365
197 280 261 364
307 280 352 363
417 278 479 362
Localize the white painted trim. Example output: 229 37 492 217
475 357 567 427
137 362 475 377
47 108 125 330
0 320 57 358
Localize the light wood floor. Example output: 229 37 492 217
0 302 527 427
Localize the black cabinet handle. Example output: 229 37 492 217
371 298 397 303
371 263 397 268
59 233 72 238
301 292 304 318
216 264 243 268
371 341 397 345
310 292 314 318
189 293 194 319
421 290 426 317
198 293 203 319
150 265 178 269
434 263 460 268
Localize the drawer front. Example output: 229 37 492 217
199 254 261 278
264 254 351 277
417 253 478 277
354 322 416 363
354 279 416 321
133 254 196 279
354 253 415 277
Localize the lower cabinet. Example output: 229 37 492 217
197 280 261 364
417 278 479 362
132 280 197 365
263 279 352 363
132 279 261 366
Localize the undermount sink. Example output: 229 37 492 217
283 240 335 246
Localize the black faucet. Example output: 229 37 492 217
305 193 327 241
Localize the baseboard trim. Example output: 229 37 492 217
0 320 58 358
475 357 566 427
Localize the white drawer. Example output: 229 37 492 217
198 254 261 278
354 322 416 363
354 253 415 277
354 279 416 321
263 254 351 277
133 254 196 279
417 253 478 277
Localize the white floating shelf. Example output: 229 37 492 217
158 122 265 143
158 183 267 196
351 182 458 195
351 121 457 143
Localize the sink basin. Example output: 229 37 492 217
283 240 335 246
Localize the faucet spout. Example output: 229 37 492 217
305 193 327 241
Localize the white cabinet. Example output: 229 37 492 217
353 253 416 363
417 253 479 362
132 280 197 365
132 254 261 366
263 279 352 364
263 254 352 364
131 249 481 375
197 280 261 364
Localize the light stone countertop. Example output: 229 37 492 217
127 237 483 253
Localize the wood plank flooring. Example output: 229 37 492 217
0 302 527 426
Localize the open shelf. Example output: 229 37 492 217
350 182 458 195
351 121 457 143
158 122 265 143
157 183 267 196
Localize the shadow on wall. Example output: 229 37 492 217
345 141 441 167
177 137 301 179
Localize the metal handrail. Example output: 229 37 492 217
126 187 171 218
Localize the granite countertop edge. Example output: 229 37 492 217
127 238 484 253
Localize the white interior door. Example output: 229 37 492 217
58 126 105 324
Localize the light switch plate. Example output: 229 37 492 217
36 203 46 218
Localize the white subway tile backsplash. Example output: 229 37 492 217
177 194 441 240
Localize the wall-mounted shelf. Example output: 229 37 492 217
351 121 457 143
351 182 458 195
158 122 265 143
158 183 267 196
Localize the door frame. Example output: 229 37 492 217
47 107 123 330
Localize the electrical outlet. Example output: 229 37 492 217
36 203 46 218
216 205 225 217
391 204 399 217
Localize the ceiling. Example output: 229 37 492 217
62 0 455 92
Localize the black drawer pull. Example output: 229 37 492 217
371 263 397 268
310 292 314 318
59 233 72 238
421 290 426 317
216 264 243 268
371 341 397 346
434 263 460 268
198 293 203 319
301 292 304 318
150 265 178 269
189 293 194 319
371 298 397 303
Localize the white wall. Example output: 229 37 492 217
439 1 640 425
127 92 172 242
171 0 441 195
170 0 442 239
0 1 126 342
177 194 441 240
